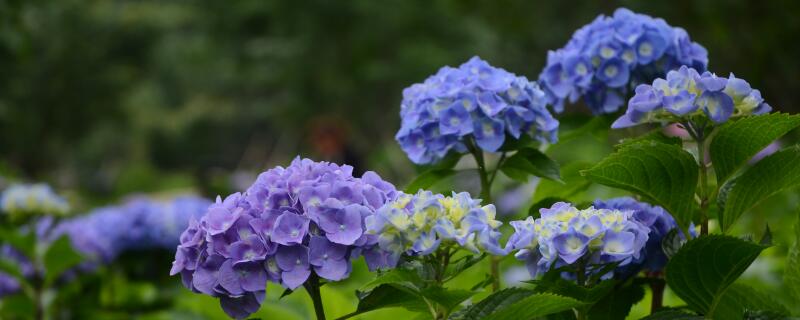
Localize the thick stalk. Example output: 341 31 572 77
305 273 326 320
649 277 665 313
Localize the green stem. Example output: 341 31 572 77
575 259 587 320
694 126 710 236
304 273 326 320
465 138 500 291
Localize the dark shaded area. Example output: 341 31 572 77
1 0 798 199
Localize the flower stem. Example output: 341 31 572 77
465 139 500 292
694 126 710 236
649 276 665 314
305 273 326 320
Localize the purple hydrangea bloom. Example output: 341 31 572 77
612 66 771 128
593 197 692 276
539 8 708 114
171 158 397 319
365 190 507 268
506 202 650 280
51 196 210 270
0 245 36 298
396 56 559 164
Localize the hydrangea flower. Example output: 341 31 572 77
0 183 69 219
612 66 771 128
506 202 649 279
52 196 210 266
396 56 559 164
593 197 691 275
170 158 397 319
365 190 507 267
0 245 35 298
539 8 708 114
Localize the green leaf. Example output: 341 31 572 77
43 235 84 286
0 227 36 259
0 293 35 318
500 147 562 182
582 141 698 232
443 254 485 281
418 286 472 311
456 288 534 320
718 145 800 231
616 129 682 149
405 169 457 193
639 308 702 320
0 257 23 281
709 113 800 184
360 268 424 292
665 235 767 317
587 281 645 320
710 283 789 320
785 207 800 302
483 293 582 320
338 284 428 319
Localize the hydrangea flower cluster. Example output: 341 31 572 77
593 197 687 275
396 56 559 164
539 8 708 114
170 158 397 319
365 190 507 266
52 196 210 264
612 66 771 128
0 245 35 298
506 202 649 279
0 183 70 219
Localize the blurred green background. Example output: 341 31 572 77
1 0 799 319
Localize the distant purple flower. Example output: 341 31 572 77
171 158 397 319
52 195 210 273
539 8 708 114
397 56 558 165
613 66 771 128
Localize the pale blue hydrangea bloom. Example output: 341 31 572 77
612 66 771 128
0 183 69 217
365 190 507 267
170 158 397 319
506 202 649 279
539 8 708 114
396 56 558 164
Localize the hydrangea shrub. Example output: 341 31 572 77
170 158 397 319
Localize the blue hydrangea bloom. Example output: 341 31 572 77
365 190 507 267
612 66 771 128
170 158 397 319
539 8 708 114
1 183 70 218
593 197 690 275
52 196 210 268
506 202 650 279
396 56 559 164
